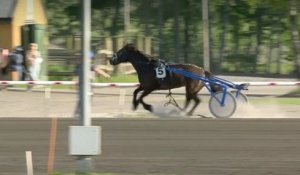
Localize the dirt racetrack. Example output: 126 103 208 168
0 82 299 174
1 118 300 175
0 85 299 118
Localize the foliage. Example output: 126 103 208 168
47 64 138 82
251 97 300 105
95 74 138 83
43 0 300 76
51 172 121 175
283 87 300 97
48 65 75 81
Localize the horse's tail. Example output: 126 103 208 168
204 70 213 78
204 70 222 93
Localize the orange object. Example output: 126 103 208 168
47 117 58 175
10 71 19 81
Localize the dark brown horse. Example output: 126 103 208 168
110 44 216 115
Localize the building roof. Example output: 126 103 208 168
0 0 17 22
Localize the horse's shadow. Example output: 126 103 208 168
151 105 211 119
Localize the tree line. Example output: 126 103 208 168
43 0 300 78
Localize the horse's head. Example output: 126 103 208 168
110 43 137 65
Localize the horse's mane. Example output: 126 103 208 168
136 49 163 63
125 44 165 64
142 52 159 61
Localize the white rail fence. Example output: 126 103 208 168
0 81 299 87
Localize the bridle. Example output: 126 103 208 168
111 53 118 62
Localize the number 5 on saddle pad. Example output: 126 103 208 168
155 66 166 78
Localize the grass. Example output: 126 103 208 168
276 98 300 105
249 97 300 105
48 74 138 82
168 95 300 106
52 173 141 175
48 63 138 82
48 64 139 82
94 74 138 83
283 87 300 97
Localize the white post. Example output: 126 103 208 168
80 0 91 127
118 89 126 113
202 0 210 71
118 89 126 106
124 0 130 42
78 0 92 173
25 151 34 175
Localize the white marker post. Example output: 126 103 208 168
69 1 101 174
118 89 126 106
44 87 51 118
25 151 33 175
78 0 92 172
45 87 51 99
202 0 210 71
118 89 127 114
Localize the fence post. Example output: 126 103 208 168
105 37 113 51
66 36 73 51
26 151 34 175
144 37 151 55
137 36 144 51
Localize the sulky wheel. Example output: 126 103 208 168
209 91 237 118
231 90 248 103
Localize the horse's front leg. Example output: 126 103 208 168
132 86 144 110
138 89 154 112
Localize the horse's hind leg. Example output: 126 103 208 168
183 94 192 111
187 94 201 116
132 86 144 110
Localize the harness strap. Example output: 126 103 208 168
164 90 182 110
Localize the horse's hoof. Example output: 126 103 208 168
132 102 139 110
187 112 193 116
144 105 152 112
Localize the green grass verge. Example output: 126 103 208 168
283 87 300 97
250 97 300 105
52 173 139 175
95 74 138 83
48 65 139 82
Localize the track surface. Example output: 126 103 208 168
0 85 299 174
0 86 299 118
1 118 300 175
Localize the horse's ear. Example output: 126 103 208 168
126 43 136 52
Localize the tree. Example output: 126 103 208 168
289 0 300 78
